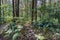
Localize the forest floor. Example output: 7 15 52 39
0 23 9 30
0 23 60 40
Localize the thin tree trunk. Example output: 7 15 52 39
41 0 46 17
12 0 19 22
31 0 37 25
2 0 4 23
15 0 19 17
34 0 37 23
0 0 1 25
31 0 34 24
12 0 15 22
0 0 1 17
49 0 51 5
25 0 29 21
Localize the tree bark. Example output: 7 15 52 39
12 0 19 22
34 0 37 23
31 0 37 25
12 0 15 22
12 0 15 17
15 0 19 17
31 0 35 24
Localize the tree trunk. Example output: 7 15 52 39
15 0 19 17
49 0 51 5
12 0 19 22
34 0 37 23
31 0 37 25
1 0 4 23
0 0 1 17
41 0 46 17
12 0 15 22
26 0 28 21
31 0 34 24
0 0 1 25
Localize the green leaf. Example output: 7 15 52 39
12 33 19 40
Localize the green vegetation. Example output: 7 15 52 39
0 0 60 40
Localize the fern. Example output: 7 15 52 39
12 33 19 40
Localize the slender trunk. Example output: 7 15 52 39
34 0 37 23
12 0 15 22
49 0 51 5
31 0 37 25
15 0 19 17
0 0 1 25
12 0 19 22
2 0 4 23
12 0 15 17
0 0 1 17
31 0 34 24
41 0 46 17
25 0 29 21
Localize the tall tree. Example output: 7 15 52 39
40 0 46 17
49 0 51 5
26 0 28 21
0 0 1 25
12 0 19 22
0 0 1 17
31 0 37 24
1 0 4 23
15 0 19 17
34 0 37 23
31 0 34 24
12 0 15 22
